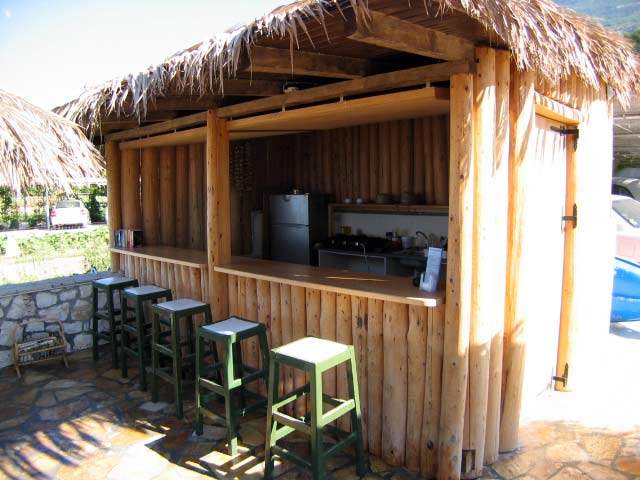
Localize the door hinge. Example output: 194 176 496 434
553 362 569 388
562 203 578 228
550 125 579 151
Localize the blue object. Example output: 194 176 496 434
611 256 640 322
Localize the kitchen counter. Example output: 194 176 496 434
214 256 444 307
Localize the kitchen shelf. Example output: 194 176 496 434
328 203 449 236
329 203 449 215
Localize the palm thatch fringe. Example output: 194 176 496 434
0 89 104 193
56 0 639 135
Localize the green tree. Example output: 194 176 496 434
626 29 640 53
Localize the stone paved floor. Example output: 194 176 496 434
0 322 638 479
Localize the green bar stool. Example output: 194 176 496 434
264 337 365 480
92 276 138 368
150 298 213 419
121 285 172 391
195 316 269 456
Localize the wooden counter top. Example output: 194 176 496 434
215 257 444 307
111 246 208 268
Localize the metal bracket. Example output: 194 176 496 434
553 362 569 387
562 203 578 228
550 125 579 151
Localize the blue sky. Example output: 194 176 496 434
0 0 285 109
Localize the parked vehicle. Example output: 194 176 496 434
612 195 640 322
612 177 640 201
50 199 90 228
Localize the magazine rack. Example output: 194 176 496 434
12 318 68 378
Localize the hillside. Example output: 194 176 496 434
556 0 640 33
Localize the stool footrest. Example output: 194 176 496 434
273 411 311 435
321 399 355 426
325 431 358 459
153 344 174 358
271 445 312 471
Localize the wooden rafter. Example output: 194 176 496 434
348 11 475 61
242 46 374 79
218 61 472 119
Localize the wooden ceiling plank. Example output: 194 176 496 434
243 45 374 79
348 10 475 61
228 87 450 135
218 60 472 119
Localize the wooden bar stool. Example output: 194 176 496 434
264 337 365 480
150 298 213 419
194 316 269 456
92 276 138 368
121 285 172 391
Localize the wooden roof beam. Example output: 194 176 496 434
242 46 374 79
348 11 475 61
106 111 207 142
218 61 473 119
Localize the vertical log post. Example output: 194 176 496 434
159 146 176 247
406 305 428 472
464 47 497 477
382 301 408 466
438 72 475 480
366 298 384 455
190 143 205 250
500 69 535 453
121 149 142 230
485 50 510 464
141 148 160 246
105 141 122 273
206 111 231 321
175 145 189 248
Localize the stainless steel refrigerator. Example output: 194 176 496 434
269 194 327 265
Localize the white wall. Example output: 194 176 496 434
332 212 448 243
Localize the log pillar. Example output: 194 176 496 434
206 110 231 321
105 141 122 273
500 69 536 453
484 49 510 464
438 72 474 480
159 146 176 246
464 47 497 478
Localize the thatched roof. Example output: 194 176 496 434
0 89 103 192
57 0 640 135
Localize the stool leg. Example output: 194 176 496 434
264 357 280 480
347 349 365 477
172 313 184 419
310 366 325 480
107 289 118 369
195 332 204 436
224 338 238 456
151 310 160 403
92 285 99 361
120 296 129 379
258 330 270 392
232 342 246 409
136 299 147 391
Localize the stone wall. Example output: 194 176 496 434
0 272 115 369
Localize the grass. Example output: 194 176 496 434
0 226 110 285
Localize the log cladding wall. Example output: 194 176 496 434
248 116 449 204
226 274 446 476
118 144 207 251
119 255 208 305
230 116 450 255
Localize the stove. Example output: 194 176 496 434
322 235 391 253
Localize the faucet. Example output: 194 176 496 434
416 231 429 246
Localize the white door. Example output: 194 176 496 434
521 115 568 399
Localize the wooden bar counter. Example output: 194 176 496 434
111 246 209 302
215 256 446 474
214 256 444 307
